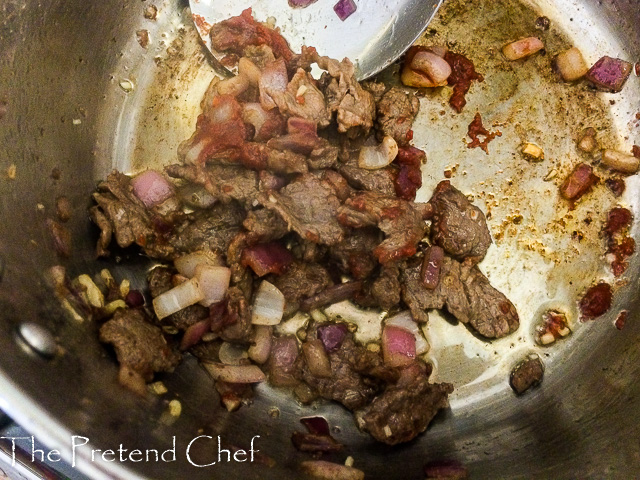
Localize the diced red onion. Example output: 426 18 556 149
241 241 293 277
300 461 364 480
300 416 331 436
251 280 285 325
216 74 250 97
555 47 588 81
421 245 444 290
386 311 429 355
203 363 266 384
382 324 417 367
152 277 204 320
302 339 332 378
333 0 357 21
291 432 343 454
317 323 348 352
586 56 632 93
300 281 362 312
125 290 145 308
131 170 174 208
180 318 213 351
194 265 231 307
601 149 639 174
218 341 249 365
238 57 262 85
559 162 599 200
248 325 272 364
174 250 224 278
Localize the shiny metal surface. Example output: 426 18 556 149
0 0 639 479
189 0 443 80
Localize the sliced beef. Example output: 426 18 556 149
357 264 402 311
338 192 427 264
510 356 544 395
337 158 397 197
272 261 332 316
376 87 420 146
265 147 309 174
329 228 382 279
167 202 245 256
99 308 181 380
259 173 345 245
243 208 289 242
428 181 491 264
355 361 452 445
165 164 258 207
89 206 113 257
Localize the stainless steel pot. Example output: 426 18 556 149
0 0 638 478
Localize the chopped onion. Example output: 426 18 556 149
333 0 357 21
131 170 174 208
601 149 640 174
302 339 332 378
402 49 452 88
555 47 588 81
218 342 249 365
242 103 270 136
238 57 262 85
268 335 299 387
152 277 204 320
248 325 272 364
202 362 266 384
386 311 429 355
317 323 348 352
180 318 212 351
358 136 398 170
586 56 632 93
382 324 417 367
174 250 224 278
252 280 285 325
195 265 231 307
502 37 544 61
300 460 364 480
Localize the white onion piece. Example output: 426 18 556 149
218 342 249 365
152 277 204 320
217 73 250 97
202 362 266 384
601 149 640 174
131 170 174 208
248 325 272 364
386 311 430 355
195 265 231 307
502 37 544 61
174 250 224 278
251 281 285 325
238 57 262 85
555 47 588 81
358 136 398 170
409 50 452 86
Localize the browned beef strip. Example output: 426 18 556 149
428 181 492 264
337 191 427 264
356 264 402 311
167 202 245 256
259 173 345 245
355 361 452 445
462 265 519 338
218 286 253 342
337 157 397 197
243 208 289 243
328 227 382 279
165 164 259 207
266 148 309 174
99 308 181 381
272 261 332 316
376 87 420 146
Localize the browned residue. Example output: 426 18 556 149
466 113 502 154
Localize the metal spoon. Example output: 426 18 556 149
189 0 443 80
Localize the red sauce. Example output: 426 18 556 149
466 113 502 154
579 282 613 320
444 52 484 113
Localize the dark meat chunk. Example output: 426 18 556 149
394 146 425 201
605 178 625 197
329 228 381 279
218 286 253 342
209 8 293 62
267 335 300 387
560 163 599 202
259 173 345 245
168 202 245 256
462 265 519 338
355 361 453 445
579 282 612 320
243 208 289 242
428 181 491 264
401 257 468 325
338 192 427 264
322 169 354 202
510 356 544 394
241 241 294 277
165 164 258 207
272 262 332 316
338 158 397 197
421 245 445 290
300 281 363 312
297 335 384 410
585 56 632 93
357 265 402 310
444 51 483 113
376 87 420 146
99 308 180 380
